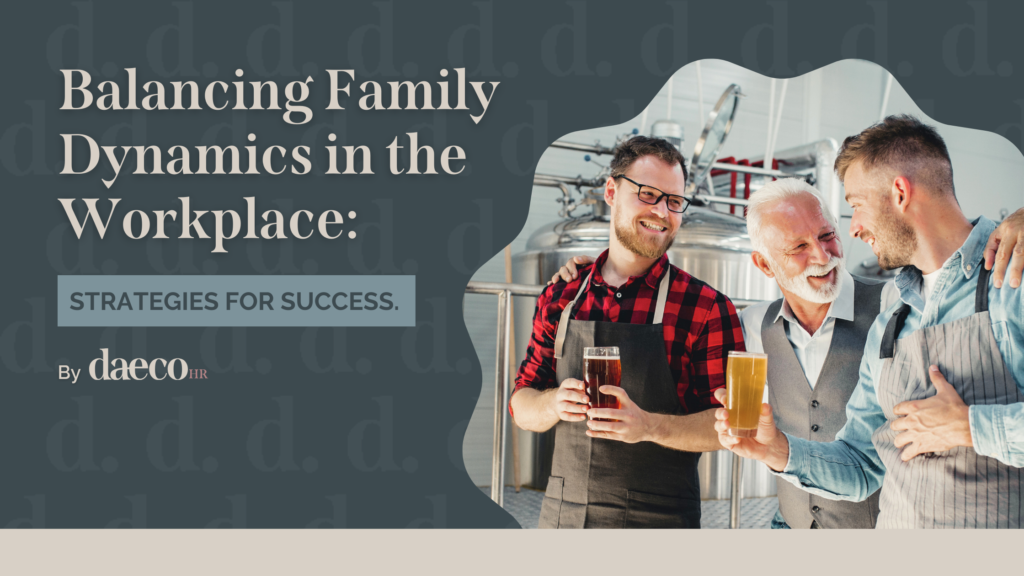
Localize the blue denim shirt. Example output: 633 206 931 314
777 217 1024 501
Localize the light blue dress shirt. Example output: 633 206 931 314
777 217 1024 502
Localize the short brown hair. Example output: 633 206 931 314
834 115 954 195
610 136 688 183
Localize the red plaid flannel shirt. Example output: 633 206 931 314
512 250 745 415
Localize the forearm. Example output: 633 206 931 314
645 409 723 452
971 402 1024 467
777 435 885 502
509 388 559 432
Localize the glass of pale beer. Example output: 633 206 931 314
726 351 768 437
584 347 621 422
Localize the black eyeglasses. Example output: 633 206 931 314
613 175 691 214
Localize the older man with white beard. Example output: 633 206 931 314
738 178 887 529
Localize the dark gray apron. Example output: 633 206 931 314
873 261 1024 528
538 268 702 529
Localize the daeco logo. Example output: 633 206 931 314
89 348 190 381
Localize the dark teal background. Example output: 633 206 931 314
1 0 1022 527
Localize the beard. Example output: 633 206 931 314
613 210 676 259
768 253 846 305
863 203 917 270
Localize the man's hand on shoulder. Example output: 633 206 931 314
548 255 595 285
984 208 1024 288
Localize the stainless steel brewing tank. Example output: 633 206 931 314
511 205 781 499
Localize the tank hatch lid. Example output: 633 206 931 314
687 84 742 194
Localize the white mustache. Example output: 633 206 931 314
801 257 841 280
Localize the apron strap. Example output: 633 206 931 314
553 269 594 360
652 266 672 324
880 258 992 360
879 304 911 360
553 265 672 359
975 258 990 313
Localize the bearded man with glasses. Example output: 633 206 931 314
509 136 746 528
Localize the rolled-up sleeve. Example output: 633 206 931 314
970 403 1024 467
511 280 573 418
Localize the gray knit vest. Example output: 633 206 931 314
761 276 885 529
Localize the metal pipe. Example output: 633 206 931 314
549 140 616 156
533 173 606 189
533 181 574 207
765 79 789 169
690 194 749 207
879 72 894 122
533 178 567 188
557 183 571 200
730 452 743 529
504 247 521 494
666 75 674 120
710 162 790 179
695 61 705 127
490 289 511 506
764 78 776 170
467 281 545 297
728 299 761 310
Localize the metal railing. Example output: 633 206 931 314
466 279 760 527
710 161 791 179
466 281 545 508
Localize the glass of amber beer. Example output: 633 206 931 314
726 351 768 437
584 347 621 422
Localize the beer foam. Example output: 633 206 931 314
584 354 620 360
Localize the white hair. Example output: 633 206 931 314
746 178 838 256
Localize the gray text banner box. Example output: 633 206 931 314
57 275 415 327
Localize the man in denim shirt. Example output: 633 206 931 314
715 115 1024 528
